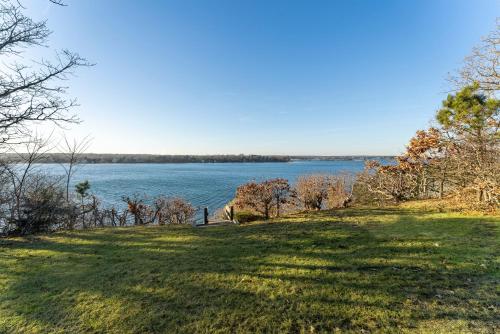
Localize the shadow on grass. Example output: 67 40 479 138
0 208 498 333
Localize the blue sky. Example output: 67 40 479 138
24 0 499 155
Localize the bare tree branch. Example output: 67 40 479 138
449 19 500 94
57 134 92 202
0 0 91 145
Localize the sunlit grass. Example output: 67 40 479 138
0 203 498 333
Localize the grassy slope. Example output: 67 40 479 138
0 203 498 333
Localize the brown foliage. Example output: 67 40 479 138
234 178 291 219
355 161 417 203
295 174 330 210
154 197 195 225
122 194 151 225
326 175 354 209
355 107 499 209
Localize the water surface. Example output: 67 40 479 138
40 160 370 216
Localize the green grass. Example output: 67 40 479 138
0 204 499 333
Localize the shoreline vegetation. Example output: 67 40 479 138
1 153 394 164
0 1 498 332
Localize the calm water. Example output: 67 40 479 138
39 160 369 217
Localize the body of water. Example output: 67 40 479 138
39 160 371 218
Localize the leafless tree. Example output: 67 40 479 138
118 208 128 226
48 0 67 6
450 20 500 94
326 174 355 209
58 135 91 202
355 160 418 203
4 133 54 220
122 194 152 225
295 174 331 210
0 0 90 145
14 172 68 234
269 178 291 217
153 196 195 225
234 181 274 219
0 132 82 235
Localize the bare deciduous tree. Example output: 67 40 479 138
326 174 354 209
122 194 152 225
355 160 418 203
295 174 331 210
234 179 291 219
268 178 291 217
154 196 195 225
450 20 500 94
235 181 274 219
4 134 53 220
0 0 90 145
59 135 91 202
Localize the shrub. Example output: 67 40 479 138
122 194 151 225
295 174 330 210
326 174 354 209
154 196 195 225
234 210 264 223
354 160 417 204
7 174 74 235
234 178 291 219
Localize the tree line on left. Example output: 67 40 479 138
0 133 196 237
0 157 197 236
0 1 200 236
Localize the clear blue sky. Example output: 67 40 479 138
25 0 499 155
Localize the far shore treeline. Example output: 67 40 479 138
0 0 497 238
1 153 394 164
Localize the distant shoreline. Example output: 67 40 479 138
1 153 394 164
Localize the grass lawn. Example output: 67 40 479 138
0 203 499 333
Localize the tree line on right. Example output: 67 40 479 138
234 23 499 215
356 21 499 210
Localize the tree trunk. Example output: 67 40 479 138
81 198 85 229
439 179 445 199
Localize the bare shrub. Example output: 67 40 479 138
326 174 354 209
235 181 272 219
154 196 195 225
295 174 330 210
8 173 72 235
122 194 151 225
234 178 292 219
117 208 129 227
268 178 291 217
355 161 418 204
